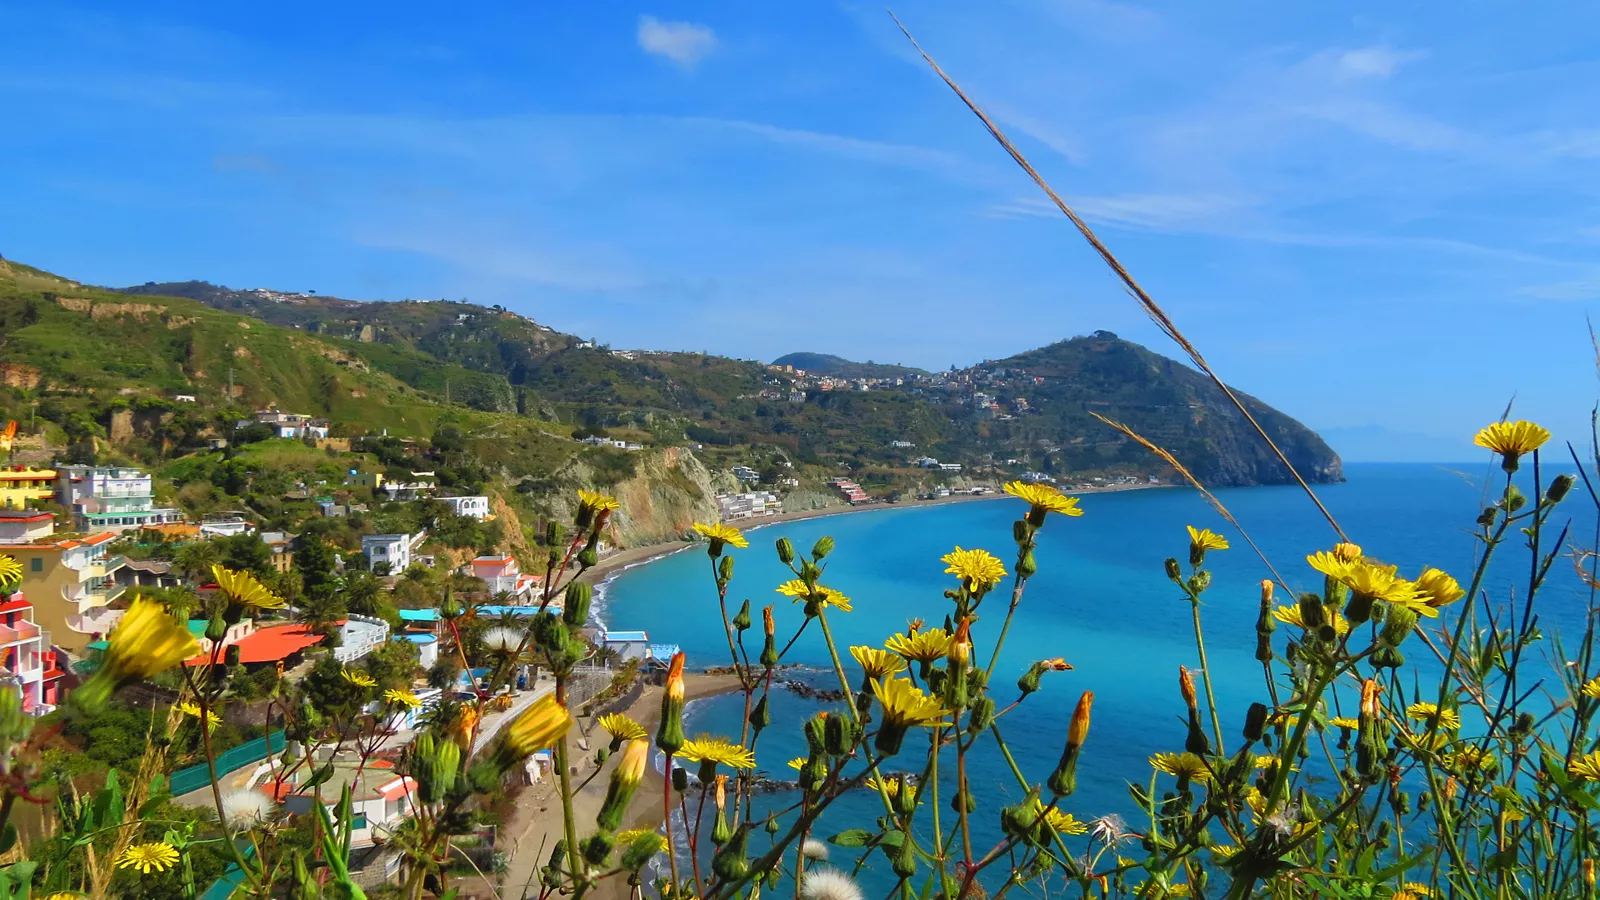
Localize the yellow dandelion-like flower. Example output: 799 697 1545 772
1341 561 1401 599
1474 420 1551 469
1307 550 1355 581
863 774 901 794
0 553 22 588
1582 676 1600 700
1333 542 1363 562
1413 568 1465 608
1150 752 1212 783
1328 716 1360 730
871 677 950 729
176 700 221 728
211 564 284 609
501 693 573 757
850 645 907 679
1251 754 1278 770
1186 526 1229 552
117 841 180 874
1392 892 1422 900
1402 884 1434 898
599 712 648 742
774 580 852 612
1244 786 1267 819
383 688 422 709
1383 578 1439 618
940 546 1007 589
692 522 749 550
786 757 805 771
1449 746 1497 775
1271 604 1351 636
884 628 953 663
1043 807 1089 835
1406 702 1461 731
1568 750 1600 782
340 668 376 689
101 597 201 683
616 829 668 855
1003 481 1084 519
677 736 757 770
577 489 621 514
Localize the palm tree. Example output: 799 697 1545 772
172 541 221 584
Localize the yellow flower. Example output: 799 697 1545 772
578 489 621 514
502 693 573 757
1449 746 1497 775
0 553 22 588
850 646 907 679
1413 568 1465 608
176 700 221 728
1306 549 1356 581
884 628 953 663
1341 560 1400 598
864 774 901 793
786 757 805 771
1569 750 1600 782
599 712 648 741
383 688 422 709
1150 752 1212 783
102 597 201 683
340 668 376 689
616 828 667 855
774 579 852 612
211 564 284 609
1043 807 1089 835
1383 578 1439 618
447 705 480 748
1582 676 1600 700
1333 542 1363 561
692 522 749 550
1251 754 1278 770
1402 885 1434 899
940 546 1007 589
678 736 757 770
117 841 180 874
1271 604 1351 636
871 677 950 729
1186 525 1229 552
1328 716 1360 730
1406 702 1461 731
1474 420 1551 469
1003 481 1084 520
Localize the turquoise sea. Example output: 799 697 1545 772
597 462 1597 889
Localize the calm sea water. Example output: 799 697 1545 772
599 462 1597 889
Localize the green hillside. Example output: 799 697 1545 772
770 352 929 380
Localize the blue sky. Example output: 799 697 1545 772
4 2 1600 457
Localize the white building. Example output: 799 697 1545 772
334 615 392 664
199 516 254 538
717 491 780 521
914 457 940 468
244 410 330 440
938 463 963 472
283 766 420 848
54 466 184 534
465 556 539 598
0 590 68 716
602 630 651 661
439 495 491 520
362 533 419 574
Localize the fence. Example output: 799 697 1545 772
169 731 286 797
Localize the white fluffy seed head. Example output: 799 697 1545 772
219 789 275 828
801 868 863 900
483 627 524 653
801 838 829 861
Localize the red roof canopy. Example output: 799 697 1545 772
185 623 325 666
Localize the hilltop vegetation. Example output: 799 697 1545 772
769 351 929 380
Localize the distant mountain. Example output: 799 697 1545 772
1317 425 1479 463
982 331 1342 486
771 352 928 380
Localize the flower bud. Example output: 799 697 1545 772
766 814 781 834
563 581 592 629
1164 558 1182 583
968 696 996 734
950 783 977 814
656 652 686 755
206 614 227 642
718 555 735 586
1017 663 1043 696
1243 702 1268 743
1048 692 1092 796
1000 787 1043 841
1548 474 1574 504
891 828 917 879
1017 549 1037 578
1013 520 1030 544
776 537 796 565
1380 607 1418 648
733 600 751 631
804 713 829 755
672 767 689 792
1178 667 1199 710
711 823 749 880
710 775 732 844
812 536 834 560
1187 571 1212 595
760 606 778 668
597 739 649 831
578 547 599 568
1585 859 1595 888
749 695 770 734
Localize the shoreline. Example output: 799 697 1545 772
574 480 1171 589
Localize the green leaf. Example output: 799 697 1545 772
1372 850 1431 882
827 829 874 848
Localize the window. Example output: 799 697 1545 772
30 559 42 572
351 811 368 830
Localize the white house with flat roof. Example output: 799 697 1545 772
602 629 650 661
439 495 491 520
362 533 415 574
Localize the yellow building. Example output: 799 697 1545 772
0 466 57 511
1 533 125 653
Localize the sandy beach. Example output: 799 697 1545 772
498 671 746 900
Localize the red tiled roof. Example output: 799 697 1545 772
377 776 416 800
0 597 31 615
184 622 325 666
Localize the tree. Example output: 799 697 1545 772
294 536 338 599
216 532 272 578
172 541 221 583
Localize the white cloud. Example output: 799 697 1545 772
1516 278 1600 302
986 193 1253 231
1333 46 1423 81
637 15 717 69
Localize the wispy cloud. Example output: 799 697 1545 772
1516 277 1600 302
984 193 1254 231
637 15 717 69
1333 46 1425 81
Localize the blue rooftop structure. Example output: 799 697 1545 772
649 643 681 661
604 630 649 643
397 608 440 622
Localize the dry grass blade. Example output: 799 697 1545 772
890 11 1347 544
1091 412 1294 594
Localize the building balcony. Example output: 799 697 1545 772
0 620 41 646
67 606 123 636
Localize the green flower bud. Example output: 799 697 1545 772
733 600 752 631
765 815 781 834
1164 558 1182 583
712 826 749 880
1013 520 1030 544
620 830 666 871
1018 663 1043 696
1243 702 1268 743
776 537 796 565
968 696 996 734
206 614 227 642
748 695 770 733
671 767 689 792
891 828 917 879
578 547 599 568
718 555 735 585
1016 549 1037 578
1344 591 1375 628
583 831 616 865
1380 606 1419 648
1000 787 1042 841
950 784 977 814
812 536 834 560
804 714 829 755
563 581 592 629
1187 571 1212 595
1547 474 1574 504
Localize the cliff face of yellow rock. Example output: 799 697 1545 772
532 446 719 550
